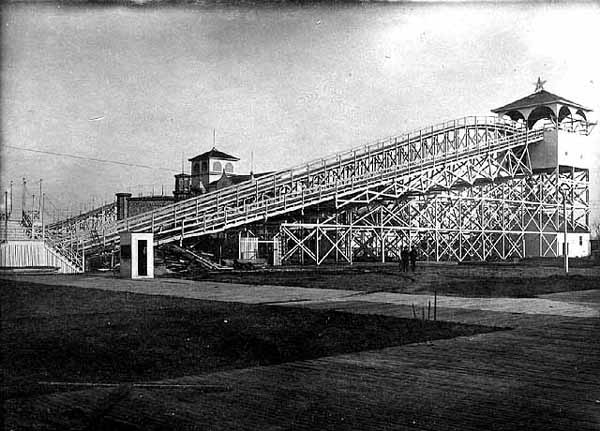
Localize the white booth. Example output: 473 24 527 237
119 232 154 279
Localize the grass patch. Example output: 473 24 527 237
196 265 600 297
442 274 600 298
1 281 496 398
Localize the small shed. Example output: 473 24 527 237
119 232 154 279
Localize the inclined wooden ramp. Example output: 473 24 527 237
45 117 543 256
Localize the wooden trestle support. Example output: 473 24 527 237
41 116 590 266
279 167 589 264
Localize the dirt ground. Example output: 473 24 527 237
195 261 600 297
1 280 494 400
1 269 598 431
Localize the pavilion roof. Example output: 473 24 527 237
491 90 591 114
189 147 240 162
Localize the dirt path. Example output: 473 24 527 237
4 274 598 318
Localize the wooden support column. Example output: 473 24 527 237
380 206 385 263
300 228 305 266
435 198 439 261
501 200 506 259
481 199 486 259
348 209 353 265
81 240 85 273
316 219 320 266
335 213 339 263
570 166 575 230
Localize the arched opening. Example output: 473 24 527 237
213 161 222 172
558 106 574 132
558 106 573 124
201 161 208 172
503 110 526 125
193 163 200 175
570 109 591 134
527 106 556 130
225 162 234 173
575 109 587 122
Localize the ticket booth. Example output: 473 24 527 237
119 232 154 279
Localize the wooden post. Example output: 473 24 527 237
348 209 353 265
180 219 184 247
562 190 569 274
380 206 385 263
81 240 85 273
316 224 320 266
335 214 339 263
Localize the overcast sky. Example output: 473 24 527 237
1 1 599 224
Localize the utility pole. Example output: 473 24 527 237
39 179 43 222
559 188 568 275
31 194 35 238
9 180 13 218
4 191 8 242
38 179 43 241
563 192 568 275
41 193 45 241
22 177 26 218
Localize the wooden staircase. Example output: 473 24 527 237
0 219 83 273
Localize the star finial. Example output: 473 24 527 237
534 77 546 93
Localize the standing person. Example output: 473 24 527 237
409 246 418 271
401 246 410 272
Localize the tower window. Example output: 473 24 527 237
202 161 208 172
579 236 583 246
193 163 200 174
225 162 234 173
213 161 222 172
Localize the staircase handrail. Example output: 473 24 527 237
27 222 83 271
46 201 116 230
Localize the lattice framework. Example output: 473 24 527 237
280 167 589 264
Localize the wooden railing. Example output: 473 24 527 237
22 212 84 272
56 116 542 252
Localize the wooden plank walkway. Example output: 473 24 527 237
2 275 599 430
4 304 599 430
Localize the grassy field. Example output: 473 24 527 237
1 281 497 399
195 262 600 297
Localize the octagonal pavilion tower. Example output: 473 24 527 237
492 83 596 257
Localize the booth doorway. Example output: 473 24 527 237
138 240 148 276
